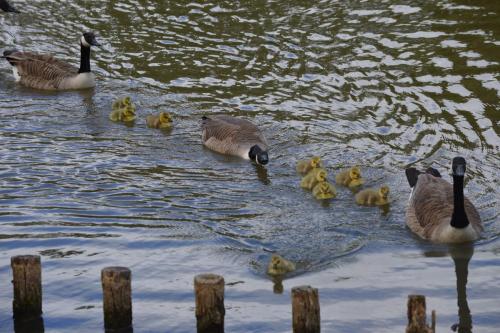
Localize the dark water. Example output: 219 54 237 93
0 0 499 332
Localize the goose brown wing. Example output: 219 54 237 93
411 175 454 233
201 116 240 144
7 51 78 81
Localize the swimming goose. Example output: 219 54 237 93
405 157 483 243
0 0 18 12
2 32 100 90
201 115 269 165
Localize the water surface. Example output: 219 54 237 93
0 0 499 332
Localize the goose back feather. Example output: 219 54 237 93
201 115 268 159
3 51 88 90
406 174 483 243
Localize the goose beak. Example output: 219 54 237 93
90 36 101 47
257 152 269 165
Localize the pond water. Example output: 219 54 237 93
0 0 499 332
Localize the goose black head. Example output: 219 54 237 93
249 145 268 165
452 157 466 177
81 32 100 47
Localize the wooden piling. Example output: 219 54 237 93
11 255 42 319
292 285 320 333
406 295 434 333
194 274 225 333
101 267 132 332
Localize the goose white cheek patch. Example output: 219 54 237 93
81 36 90 47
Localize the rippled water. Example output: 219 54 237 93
0 0 499 332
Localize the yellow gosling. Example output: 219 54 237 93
267 254 296 276
146 112 173 129
109 105 136 123
355 185 390 206
335 165 364 188
112 96 133 110
300 168 328 190
312 181 337 200
296 156 322 175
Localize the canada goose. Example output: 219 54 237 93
300 168 327 190
312 181 337 200
296 156 322 175
405 157 483 243
146 112 173 129
0 0 18 12
355 185 390 206
2 32 100 90
335 166 364 187
267 254 296 276
201 115 269 165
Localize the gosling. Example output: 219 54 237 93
312 181 337 200
112 96 132 110
355 185 390 206
146 112 173 129
110 105 136 123
296 156 322 175
335 166 364 187
300 168 328 190
267 254 296 276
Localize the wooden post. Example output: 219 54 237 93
406 295 434 333
11 255 42 319
194 274 225 333
101 267 132 332
292 285 320 333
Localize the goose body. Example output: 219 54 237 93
201 115 269 165
2 32 100 90
405 158 483 243
0 0 18 12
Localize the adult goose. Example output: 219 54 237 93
201 115 269 165
2 32 100 90
0 0 19 12
405 157 483 243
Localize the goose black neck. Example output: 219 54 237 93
78 44 91 73
450 175 469 229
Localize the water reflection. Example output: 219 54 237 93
13 316 44 333
449 244 473 333
423 244 474 333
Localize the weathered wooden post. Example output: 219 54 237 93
11 255 42 319
292 285 320 333
101 267 132 332
194 274 225 333
406 295 435 333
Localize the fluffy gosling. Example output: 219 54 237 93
146 112 173 129
300 168 327 190
267 254 296 276
112 96 132 110
312 181 337 200
335 165 364 188
296 156 322 175
110 105 136 123
355 185 390 206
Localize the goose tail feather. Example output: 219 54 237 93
405 167 421 188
